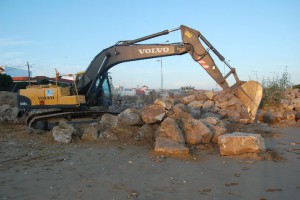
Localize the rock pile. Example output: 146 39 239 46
77 90 267 157
0 91 18 122
259 89 300 126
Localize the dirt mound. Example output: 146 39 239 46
0 91 19 122
0 91 17 107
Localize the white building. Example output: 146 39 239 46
1 66 30 77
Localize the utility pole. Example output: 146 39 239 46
27 61 31 85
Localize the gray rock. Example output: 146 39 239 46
118 108 143 126
100 113 118 129
218 132 266 156
189 108 202 119
0 104 18 122
263 111 276 124
0 91 17 107
52 120 76 143
201 112 222 119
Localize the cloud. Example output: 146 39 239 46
0 38 32 46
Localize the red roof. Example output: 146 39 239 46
12 76 73 84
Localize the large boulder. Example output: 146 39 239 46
0 91 17 107
184 118 212 144
100 129 118 141
195 92 208 101
204 91 215 100
210 126 227 144
52 120 76 143
227 110 241 123
187 101 203 109
159 117 185 143
82 126 99 141
202 100 215 112
0 104 19 122
182 95 196 105
154 137 189 156
118 108 143 126
141 104 166 123
173 104 192 121
218 132 266 156
291 98 300 108
283 110 296 121
218 97 241 109
138 123 158 143
262 111 276 124
109 121 140 140
100 113 118 129
154 97 174 110
202 116 220 126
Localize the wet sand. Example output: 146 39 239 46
1 124 300 200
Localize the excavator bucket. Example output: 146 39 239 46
231 80 263 121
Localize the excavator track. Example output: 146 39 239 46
27 110 119 129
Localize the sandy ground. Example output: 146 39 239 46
0 123 300 200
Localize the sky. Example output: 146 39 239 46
1 0 299 89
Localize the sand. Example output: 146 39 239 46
0 124 300 200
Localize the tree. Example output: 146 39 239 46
180 86 195 92
39 78 50 85
0 74 13 91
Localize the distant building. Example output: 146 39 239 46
1 66 30 77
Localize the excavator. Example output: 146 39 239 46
18 25 263 128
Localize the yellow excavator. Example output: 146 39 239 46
18 25 263 128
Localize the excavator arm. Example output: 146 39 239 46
76 25 262 120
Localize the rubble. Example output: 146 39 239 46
218 132 266 156
2 87 298 159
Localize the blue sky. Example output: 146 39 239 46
1 0 299 89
